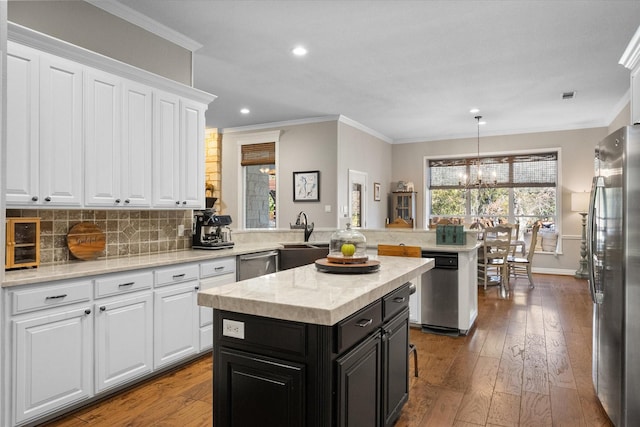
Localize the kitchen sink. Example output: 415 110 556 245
279 243 329 270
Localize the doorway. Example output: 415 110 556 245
348 170 367 228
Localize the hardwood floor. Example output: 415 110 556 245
46 274 611 427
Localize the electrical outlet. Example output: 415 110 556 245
324 205 332 213
222 319 245 339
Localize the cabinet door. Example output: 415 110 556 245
382 308 410 427
121 80 153 207
152 91 181 207
6 43 40 205
153 281 199 368
336 331 382 427
13 305 93 425
199 272 236 351
39 52 84 206
216 347 305 427
84 69 121 206
94 292 153 393
179 99 206 208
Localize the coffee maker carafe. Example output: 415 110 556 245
192 210 234 250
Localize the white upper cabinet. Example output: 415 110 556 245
152 92 206 208
84 70 153 207
6 43 39 205
84 69 122 206
6 24 216 209
6 43 84 207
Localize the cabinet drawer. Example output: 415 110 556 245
383 283 411 321
200 257 236 278
10 280 92 315
155 263 198 287
335 300 382 354
95 271 153 298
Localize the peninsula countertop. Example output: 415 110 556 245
197 255 434 326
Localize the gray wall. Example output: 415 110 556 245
337 121 392 229
221 120 339 229
391 126 610 272
8 0 192 85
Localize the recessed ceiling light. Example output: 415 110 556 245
469 108 480 114
292 46 308 56
240 108 250 114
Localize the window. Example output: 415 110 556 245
427 152 558 247
242 142 276 228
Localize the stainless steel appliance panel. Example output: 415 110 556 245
588 125 640 426
237 250 278 281
420 252 458 332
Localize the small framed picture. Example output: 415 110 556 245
374 182 381 201
293 170 320 202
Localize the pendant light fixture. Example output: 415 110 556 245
459 115 497 190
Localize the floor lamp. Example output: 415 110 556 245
571 192 589 279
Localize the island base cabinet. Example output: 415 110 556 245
335 331 382 427
216 348 305 426
12 305 93 425
382 308 410 427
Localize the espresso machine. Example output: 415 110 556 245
192 209 234 250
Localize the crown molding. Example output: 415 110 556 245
337 115 393 144
620 25 640 70
85 0 202 52
221 115 341 134
8 22 215 105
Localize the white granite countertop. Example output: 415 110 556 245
197 255 434 326
1 243 280 288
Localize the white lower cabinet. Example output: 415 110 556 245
12 304 93 425
94 292 153 393
153 280 199 369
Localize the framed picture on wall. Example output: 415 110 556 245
293 170 320 202
374 182 381 201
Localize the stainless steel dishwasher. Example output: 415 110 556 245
236 250 279 281
420 251 459 334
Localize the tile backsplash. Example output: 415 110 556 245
6 209 193 265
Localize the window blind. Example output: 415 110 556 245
241 142 275 166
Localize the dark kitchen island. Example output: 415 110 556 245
197 255 434 427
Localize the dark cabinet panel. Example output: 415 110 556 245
217 348 305 427
382 307 410 427
336 331 382 427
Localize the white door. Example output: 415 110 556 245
39 52 84 206
84 69 121 206
152 91 180 207
94 292 153 393
6 43 39 205
13 306 93 425
348 170 368 228
154 282 199 368
121 80 153 207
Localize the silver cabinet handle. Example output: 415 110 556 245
356 319 373 328
45 294 67 300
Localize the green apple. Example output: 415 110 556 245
341 243 356 257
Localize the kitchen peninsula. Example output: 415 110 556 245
197 255 433 426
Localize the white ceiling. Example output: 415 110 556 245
112 0 640 142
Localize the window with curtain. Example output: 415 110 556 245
241 142 276 229
427 152 558 240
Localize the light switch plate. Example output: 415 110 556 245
222 319 245 339
324 205 331 212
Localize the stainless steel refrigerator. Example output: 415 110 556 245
588 125 640 426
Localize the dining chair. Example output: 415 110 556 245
377 244 420 377
508 222 541 289
503 222 522 256
477 225 512 290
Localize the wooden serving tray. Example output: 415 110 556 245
326 254 369 264
315 258 380 274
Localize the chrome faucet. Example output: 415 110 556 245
292 211 314 242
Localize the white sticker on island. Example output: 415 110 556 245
222 319 245 339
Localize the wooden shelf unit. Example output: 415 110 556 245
5 217 40 269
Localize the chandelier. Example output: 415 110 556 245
459 115 497 190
